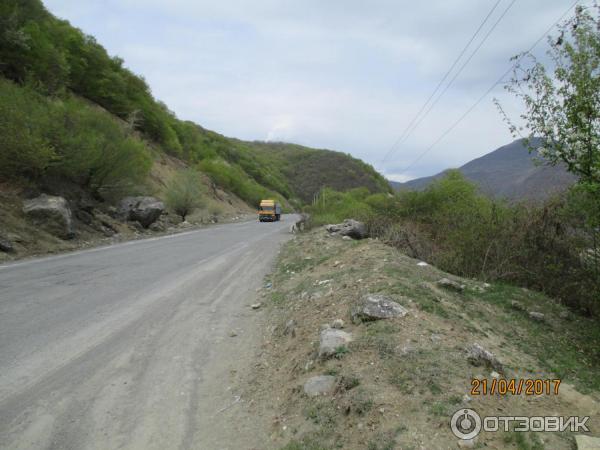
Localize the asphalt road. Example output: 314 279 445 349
0 217 295 450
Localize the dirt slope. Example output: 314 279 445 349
240 227 600 450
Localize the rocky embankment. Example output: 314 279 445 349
0 186 252 262
238 221 600 450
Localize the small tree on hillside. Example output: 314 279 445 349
165 169 206 221
498 5 600 187
497 4 600 292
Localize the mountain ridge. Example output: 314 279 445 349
390 139 577 200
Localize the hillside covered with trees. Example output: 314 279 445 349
0 0 389 208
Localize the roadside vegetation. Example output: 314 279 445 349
164 169 207 221
306 174 599 316
0 78 153 199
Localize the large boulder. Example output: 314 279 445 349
326 219 368 239
118 196 164 228
352 294 409 322
319 329 353 358
23 194 74 239
437 277 465 292
528 311 545 322
466 343 503 372
0 237 14 253
303 375 337 397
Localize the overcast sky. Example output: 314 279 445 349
43 0 579 181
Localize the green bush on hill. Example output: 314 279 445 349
198 158 283 207
0 78 152 197
304 187 376 226
0 79 56 179
165 169 206 221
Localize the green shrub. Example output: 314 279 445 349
0 78 152 196
49 96 152 197
165 169 206 220
198 158 283 207
305 187 374 226
0 79 56 179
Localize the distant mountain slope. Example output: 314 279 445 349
246 142 391 203
391 139 577 200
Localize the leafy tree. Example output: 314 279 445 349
499 5 600 187
498 4 600 284
165 169 206 221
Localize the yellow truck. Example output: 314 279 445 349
258 199 281 222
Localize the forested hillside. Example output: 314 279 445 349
0 0 389 207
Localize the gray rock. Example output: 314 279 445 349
511 300 526 311
332 319 345 329
0 238 14 253
283 319 297 337
430 333 442 342
575 435 600 450
466 343 503 372
326 219 368 239
100 226 115 237
319 329 353 358
559 310 570 320
303 375 336 397
23 194 74 239
352 294 408 322
129 221 144 232
148 221 165 232
529 311 545 322
437 278 465 292
118 196 164 228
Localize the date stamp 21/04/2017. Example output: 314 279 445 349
471 378 561 396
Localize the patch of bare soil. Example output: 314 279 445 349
239 227 600 450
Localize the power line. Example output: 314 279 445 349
379 0 503 165
399 0 517 145
392 0 581 177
